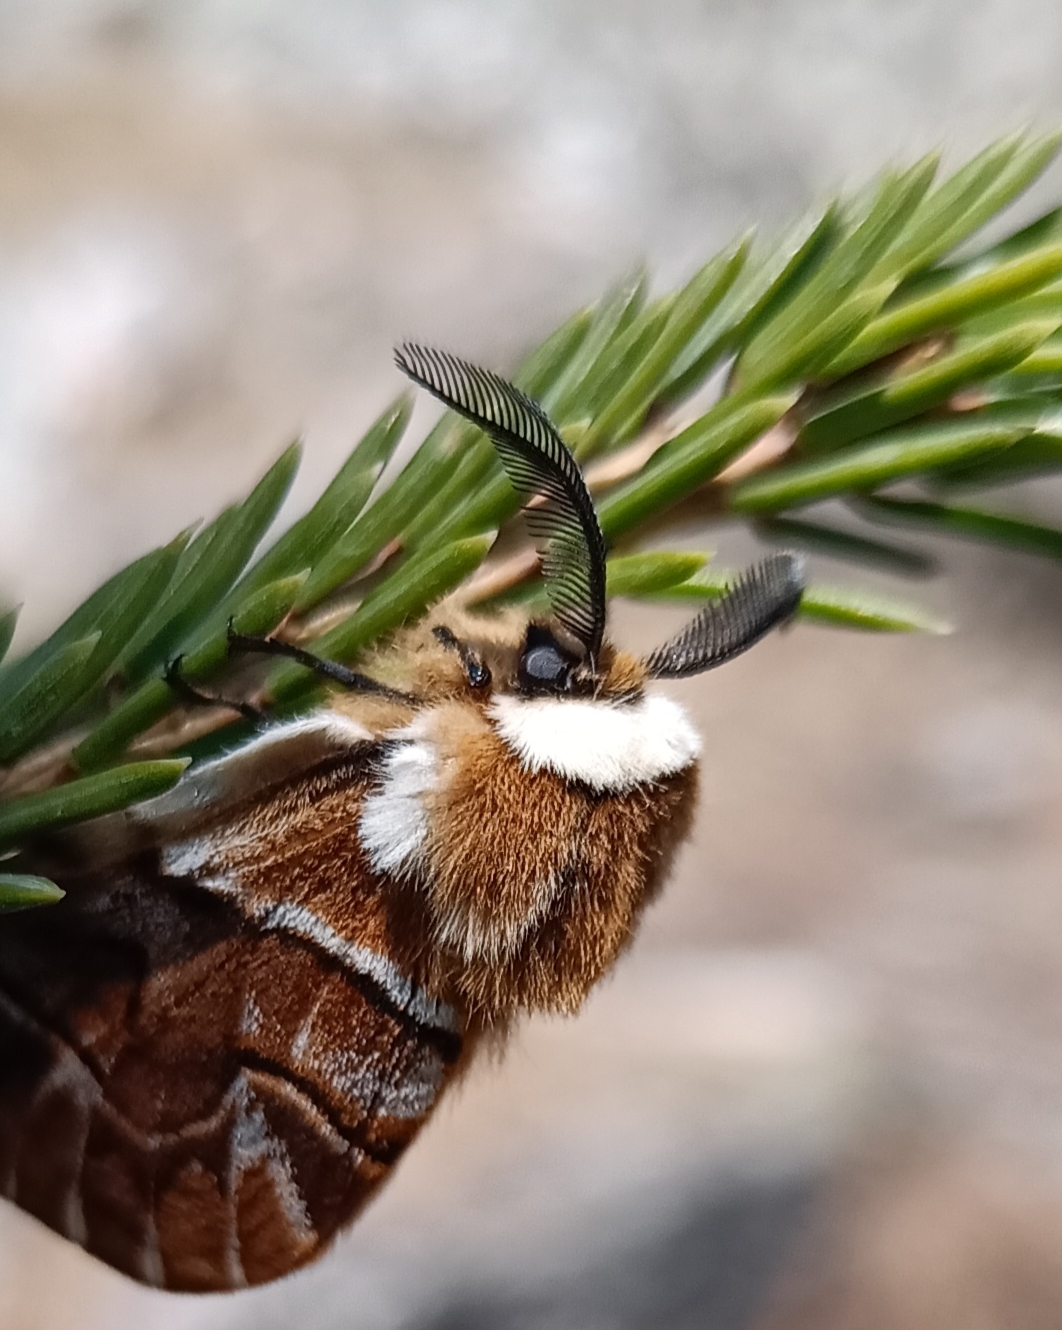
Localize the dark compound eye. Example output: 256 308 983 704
518 627 576 693
522 644 566 684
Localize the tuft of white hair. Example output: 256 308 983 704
490 693 700 793
358 721 438 877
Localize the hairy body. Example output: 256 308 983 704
0 345 801 1290
0 615 699 1290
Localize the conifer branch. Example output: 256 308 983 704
5 130 1062 905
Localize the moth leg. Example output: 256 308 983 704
226 622 415 702
163 656 266 725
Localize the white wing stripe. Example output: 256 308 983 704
254 900 457 1034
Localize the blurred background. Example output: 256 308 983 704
5 2 1062 1327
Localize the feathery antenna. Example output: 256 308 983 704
395 344 608 661
644 553 804 678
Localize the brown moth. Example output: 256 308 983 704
0 345 803 1292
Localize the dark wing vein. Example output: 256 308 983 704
644 553 805 678
395 343 607 660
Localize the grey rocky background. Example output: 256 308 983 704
4 4 1062 1328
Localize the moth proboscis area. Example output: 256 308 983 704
0 343 805 1292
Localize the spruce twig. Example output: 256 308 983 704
5 131 1062 906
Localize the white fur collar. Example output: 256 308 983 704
489 692 700 793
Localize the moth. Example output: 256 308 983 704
0 344 803 1291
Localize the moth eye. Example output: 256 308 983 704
519 642 570 691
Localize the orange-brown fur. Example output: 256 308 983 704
420 704 697 1019
175 608 698 1028
331 611 700 1026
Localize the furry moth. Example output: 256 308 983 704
0 345 804 1291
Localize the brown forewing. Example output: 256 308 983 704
0 728 464 1291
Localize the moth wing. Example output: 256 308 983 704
0 715 463 1291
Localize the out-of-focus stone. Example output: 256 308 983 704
757 1132 1062 1330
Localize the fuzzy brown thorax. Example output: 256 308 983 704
343 612 701 1024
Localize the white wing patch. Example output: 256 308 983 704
489 692 701 792
357 722 437 879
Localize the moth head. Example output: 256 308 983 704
417 612 608 703
395 343 805 698
429 617 594 696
